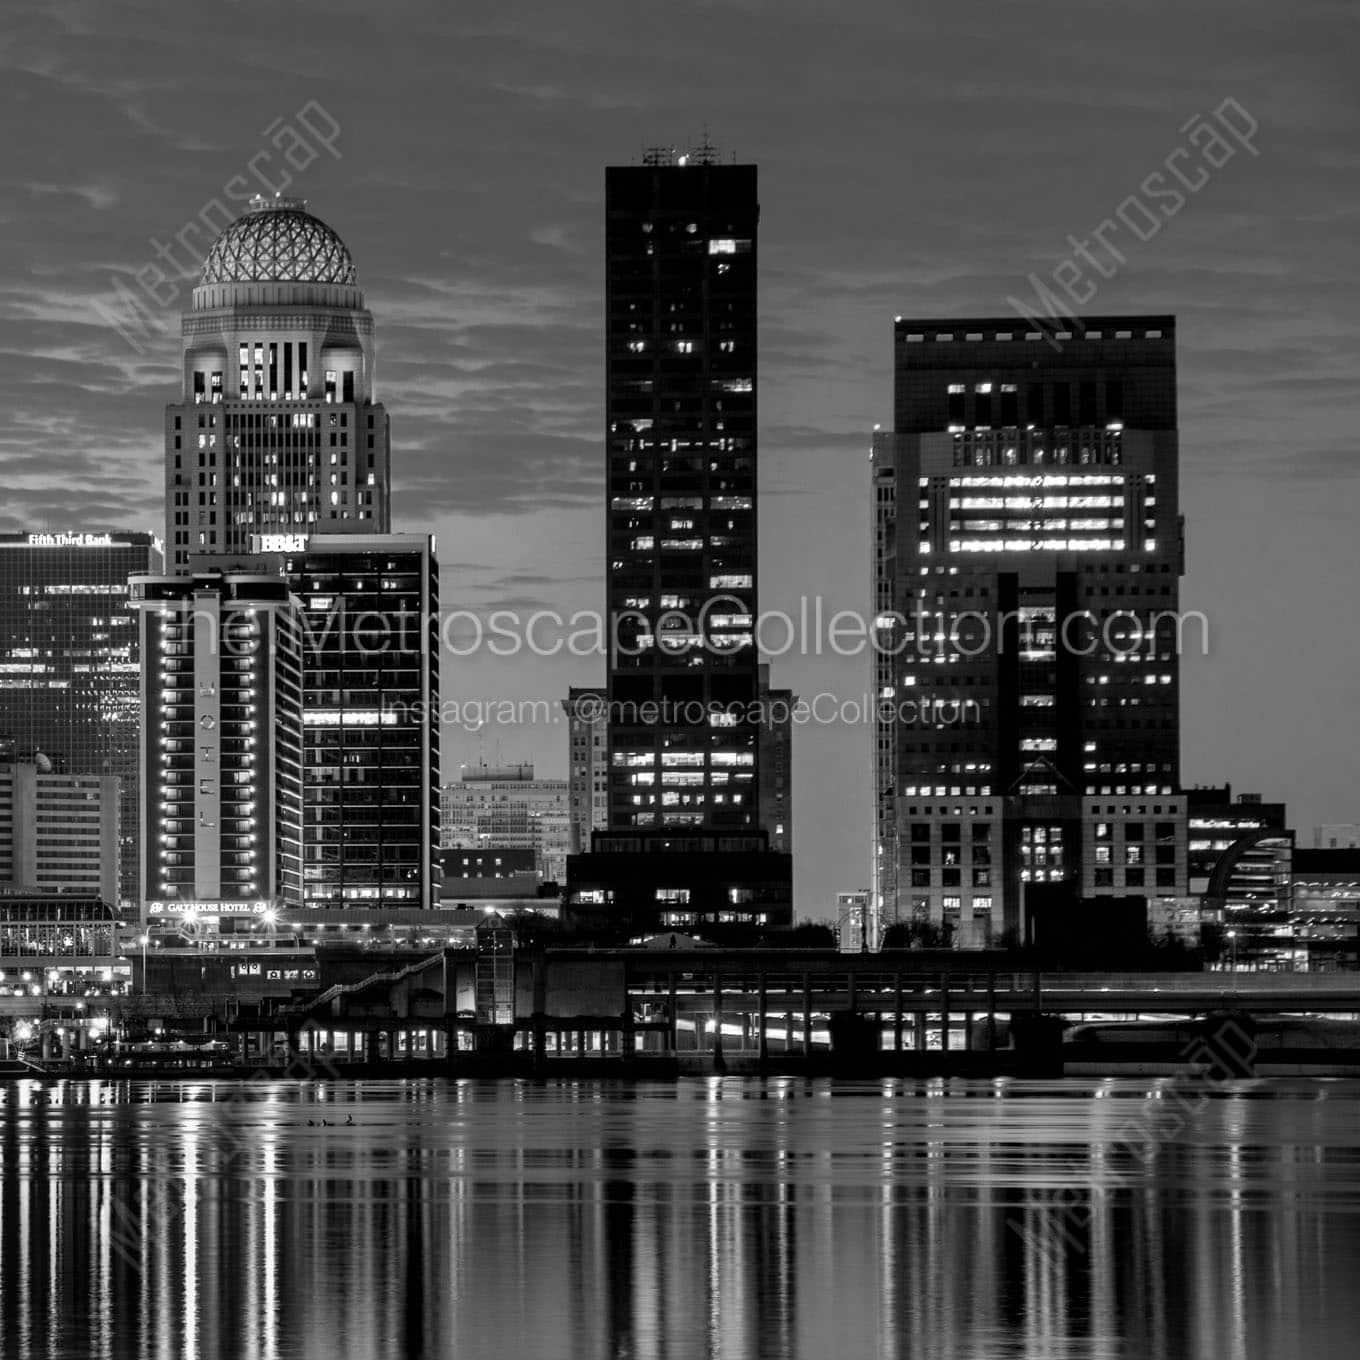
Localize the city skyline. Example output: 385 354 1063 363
1 0 1356 915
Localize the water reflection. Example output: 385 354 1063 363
1 1078 1358 1359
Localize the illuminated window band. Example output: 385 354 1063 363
301 709 398 726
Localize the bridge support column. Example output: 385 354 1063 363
757 974 768 1063
894 974 904 1052
914 1010 926 1052
712 972 725 1071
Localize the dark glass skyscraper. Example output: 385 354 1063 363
604 153 760 832
872 317 1187 946
286 534 439 914
0 530 162 905
565 150 791 937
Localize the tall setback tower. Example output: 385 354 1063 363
165 195 390 572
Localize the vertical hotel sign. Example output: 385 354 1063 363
192 588 222 899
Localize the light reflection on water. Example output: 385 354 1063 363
1 1077 1358 1359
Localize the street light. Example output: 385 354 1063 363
1227 929 1238 972
138 934 149 994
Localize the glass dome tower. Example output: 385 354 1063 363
164 195 391 570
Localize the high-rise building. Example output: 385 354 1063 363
872 317 1187 946
0 530 162 904
133 531 440 931
565 149 791 935
0 759 120 901
563 687 608 855
603 151 762 832
165 194 390 573
146 189 441 941
285 533 439 914
756 663 793 855
440 763 570 883
130 566 302 925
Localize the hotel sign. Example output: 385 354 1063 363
147 899 273 917
27 532 114 548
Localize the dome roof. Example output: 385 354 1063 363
201 196 357 287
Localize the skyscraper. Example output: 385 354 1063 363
165 194 390 573
131 566 303 923
565 149 791 936
133 531 441 929
286 533 439 914
873 317 1187 946
562 686 608 855
0 530 162 904
142 194 440 936
603 151 761 833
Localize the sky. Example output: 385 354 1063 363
1 0 1356 915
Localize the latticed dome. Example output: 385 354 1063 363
201 196 356 286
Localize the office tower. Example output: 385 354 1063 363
0 759 119 900
563 687 608 855
165 194 390 573
0 530 161 904
440 763 571 883
603 150 761 831
873 317 1187 946
284 533 439 914
134 532 439 930
151 184 438 932
565 149 791 936
131 566 302 926
756 663 793 855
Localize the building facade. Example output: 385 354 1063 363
603 152 763 833
439 763 570 884
565 151 791 935
164 195 390 573
563 687 608 855
131 567 302 927
872 317 1186 946
755 663 793 855
0 531 161 904
0 760 119 901
283 533 439 915
143 194 441 947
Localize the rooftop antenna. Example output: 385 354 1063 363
691 125 719 165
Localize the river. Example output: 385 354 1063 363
1 1076 1357 1358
